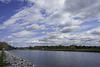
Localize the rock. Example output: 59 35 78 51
4 51 37 67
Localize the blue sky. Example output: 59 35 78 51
0 0 100 47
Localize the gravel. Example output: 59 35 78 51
4 51 37 67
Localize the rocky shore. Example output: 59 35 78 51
4 51 37 67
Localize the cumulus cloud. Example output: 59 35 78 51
28 0 65 12
58 19 82 27
1 0 100 46
87 26 100 35
60 26 81 33
35 29 100 46
64 0 100 20
26 24 45 31
11 30 35 37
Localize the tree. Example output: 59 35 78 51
0 41 14 50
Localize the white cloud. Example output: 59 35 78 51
60 26 81 33
1 5 43 30
11 30 35 37
87 26 100 35
64 0 100 20
1 0 100 46
28 0 65 11
26 24 45 31
7 36 13 39
0 0 11 3
58 19 82 27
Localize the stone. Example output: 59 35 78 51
4 51 37 67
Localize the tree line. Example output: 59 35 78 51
1 41 100 51
17 45 100 50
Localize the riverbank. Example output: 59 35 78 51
17 45 100 52
4 51 37 67
8 50 100 67
26 49 100 53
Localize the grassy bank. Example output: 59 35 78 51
0 50 10 67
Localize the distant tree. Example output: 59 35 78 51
29 46 33 49
70 45 77 49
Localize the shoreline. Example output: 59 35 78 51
4 51 37 67
17 49 100 53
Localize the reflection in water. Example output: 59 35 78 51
9 50 100 67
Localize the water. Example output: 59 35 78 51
9 50 100 67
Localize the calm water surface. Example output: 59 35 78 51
9 50 100 67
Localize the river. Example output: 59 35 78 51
9 50 100 67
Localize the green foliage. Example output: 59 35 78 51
16 45 100 52
0 41 15 50
70 45 77 49
17 45 100 50
0 50 10 67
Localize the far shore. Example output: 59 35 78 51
11 48 100 53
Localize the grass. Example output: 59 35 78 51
0 50 10 67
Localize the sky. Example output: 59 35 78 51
0 0 100 47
